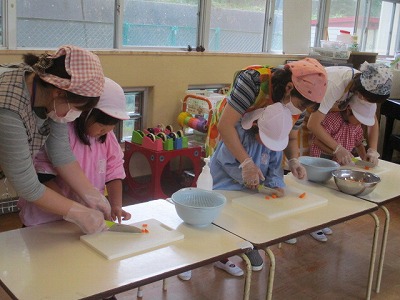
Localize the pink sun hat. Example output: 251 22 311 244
286 57 328 103
96 78 130 120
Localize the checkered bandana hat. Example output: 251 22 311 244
37 45 105 97
360 61 393 96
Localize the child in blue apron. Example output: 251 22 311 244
209 102 293 274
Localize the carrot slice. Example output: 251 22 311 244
265 196 270 200
299 192 306 198
141 224 148 228
144 228 149 233
271 194 277 198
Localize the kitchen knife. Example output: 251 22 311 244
105 220 143 233
351 158 375 169
257 185 284 198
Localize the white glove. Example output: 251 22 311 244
239 157 265 188
333 144 354 166
82 189 112 220
64 202 106 234
366 148 380 166
288 158 306 179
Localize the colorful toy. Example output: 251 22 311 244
177 94 213 134
177 112 208 133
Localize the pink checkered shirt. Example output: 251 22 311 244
310 111 364 158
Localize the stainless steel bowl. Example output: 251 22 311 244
332 169 381 196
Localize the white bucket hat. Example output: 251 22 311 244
241 102 293 151
349 96 376 126
96 77 130 120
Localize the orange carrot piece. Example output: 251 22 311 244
144 228 149 233
365 166 370 170
299 192 306 198
271 194 277 198
265 196 270 200
142 224 148 228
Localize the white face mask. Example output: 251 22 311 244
47 101 82 123
285 96 303 115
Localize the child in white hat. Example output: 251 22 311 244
308 95 376 242
310 96 375 161
18 78 131 228
197 103 293 276
308 62 392 166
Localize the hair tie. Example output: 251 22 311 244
32 52 54 75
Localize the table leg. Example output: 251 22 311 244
375 205 390 293
137 286 143 298
163 278 167 291
240 253 252 300
262 247 276 300
366 212 380 300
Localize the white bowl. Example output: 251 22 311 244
299 156 340 183
171 188 226 227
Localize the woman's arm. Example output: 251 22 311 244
217 104 249 163
307 110 338 151
46 120 111 219
54 161 112 220
35 186 106 233
367 115 379 150
0 109 45 201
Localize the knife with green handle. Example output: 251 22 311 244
257 185 284 198
105 220 143 233
351 158 375 169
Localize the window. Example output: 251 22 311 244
116 89 147 142
0 2 3 46
122 0 198 48
312 0 400 56
208 0 268 52
0 0 398 56
15 0 114 48
362 0 400 55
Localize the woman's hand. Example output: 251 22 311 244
82 189 112 220
64 202 106 234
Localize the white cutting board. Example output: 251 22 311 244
232 186 328 220
342 159 389 175
80 219 184 260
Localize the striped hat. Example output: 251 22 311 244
38 45 105 97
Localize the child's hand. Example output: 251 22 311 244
288 158 306 179
273 187 284 196
111 206 132 224
240 157 265 188
366 148 379 166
